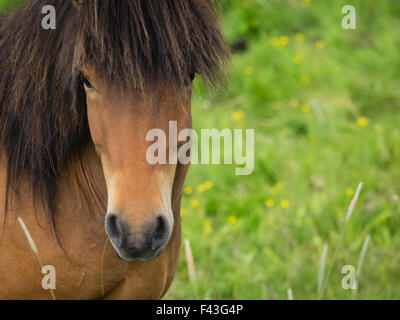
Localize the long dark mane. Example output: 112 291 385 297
0 0 229 232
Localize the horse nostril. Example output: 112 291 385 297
105 213 123 248
151 215 168 251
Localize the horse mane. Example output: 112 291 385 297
0 0 229 233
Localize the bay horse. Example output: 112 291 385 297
0 0 229 299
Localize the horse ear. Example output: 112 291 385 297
72 0 84 8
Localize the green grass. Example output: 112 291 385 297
166 0 400 300
0 0 23 12
2 0 400 299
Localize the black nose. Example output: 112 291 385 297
105 213 170 261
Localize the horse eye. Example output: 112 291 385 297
189 73 195 82
80 73 94 89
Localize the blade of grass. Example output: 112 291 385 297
184 238 199 299
318 182 363 300
18 217 56 300
101 237 109 297
287 288 294 300
357 234 371 283
318 244 328 294
353 235 371 298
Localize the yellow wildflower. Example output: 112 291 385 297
227 216 237 225
301 75 310 84
301 104 311 113
244 66 253 75
281 200 290 209
231 110 246 121
357 117 369 127
265 199 274 208
270 36 290 49
292 51 304 64
181 208 187 216
184 186 193 195
190 199 200 208
203 220 213 234
204 181 213 190
345 189 354 197
279 36 290 46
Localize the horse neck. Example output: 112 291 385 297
57 143 108 217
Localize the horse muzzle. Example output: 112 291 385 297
105 212 172 261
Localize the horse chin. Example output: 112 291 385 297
110 239 167 262
114 248 165 262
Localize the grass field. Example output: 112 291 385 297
167 0 400 300
2 0 400 299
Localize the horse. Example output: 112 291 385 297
0 0 229 299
